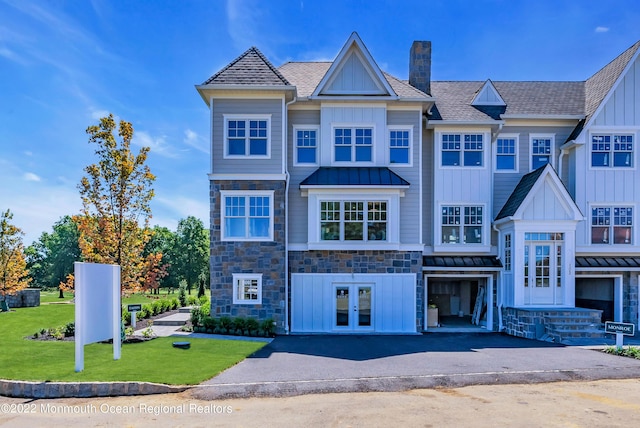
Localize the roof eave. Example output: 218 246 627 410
300 184 410 190
500 114 585 120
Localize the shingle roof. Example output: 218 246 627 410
575 257 640 269
277 62 431 99
202 47 291 86
300 167 410 187
429 81 585 121
423 256 502 269
495 165 546 220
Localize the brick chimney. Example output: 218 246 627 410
409 41 432 95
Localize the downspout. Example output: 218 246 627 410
283 94 297 334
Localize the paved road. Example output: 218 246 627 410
192 333 640 399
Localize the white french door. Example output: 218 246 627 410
525 241 563 305
334 283 373 331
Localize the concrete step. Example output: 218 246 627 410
153 312 190 326
179 306 194 314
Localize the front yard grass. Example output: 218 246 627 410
0 303 265 385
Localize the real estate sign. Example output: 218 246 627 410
74 262 121 372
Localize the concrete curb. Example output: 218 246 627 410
0 379 191 399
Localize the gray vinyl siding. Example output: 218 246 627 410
288 109 321 244
387 110 422 244
212 98 283 174
492 125 576 218
422 128 434 246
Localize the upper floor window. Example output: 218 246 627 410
232 274 262 304
389 128 411 164
530 135 553 170
295 127 318 165
591 206 633 245
591 135 634 168
224 116 270 158
495 135 518 171
441 205 483 244
221 191 273 241
334 127 373 162
442 134 483 167
320 200 387 242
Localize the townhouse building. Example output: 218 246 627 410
196 33 640 340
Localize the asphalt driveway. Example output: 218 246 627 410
191 333 640 399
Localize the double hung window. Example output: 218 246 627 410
389 129 410 164
591 207 633 244
496 136 518 171
295 128 318 165
334 127 373 162
591 135 634 167
441 206 483 244
225 116 270 157
530 136 553 170
320 200 387 242
441 134 483 166
221 192 273 241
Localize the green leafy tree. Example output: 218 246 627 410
173 216 209 295
143 226 176 292
26 216 81 297
77 114 155 292
0 209 30 302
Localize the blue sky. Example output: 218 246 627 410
2 0 640 245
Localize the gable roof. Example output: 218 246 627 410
471 79 506 106
495 163 582 222
311 32 396 97
202 47 291 86
300 167 410 187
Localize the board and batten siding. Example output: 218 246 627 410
287 109 321 244
592 55 640 127
211 98 284 174
422 128 434 247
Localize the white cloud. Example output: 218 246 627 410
133 131 178 158
183 129 208 154
23 172 41 182
595 26 610 33
90 109 111 120
155 196 209 222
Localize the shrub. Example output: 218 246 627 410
233 318 246 336
187 295 199 306
246 318 259 336
219 316 233 334
170 298 179 310
152 301 163 316
203 317 217 333
142 304 153 319
198 295 209 306
261 318 276 337
178 281 187 307
63 322 75 337
122 307 131 325
190 306 203 327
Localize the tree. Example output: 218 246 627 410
77 114 155 292
143 226 176 291
141 253 168 294
0 209 30 302
25 216 81 297
173 217 209 295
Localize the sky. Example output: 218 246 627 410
2 0 640 245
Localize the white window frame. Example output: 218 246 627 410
590 205 634 245
293 125 320 166
232 273 262 304
529 133 555 171
504 233 512 271
589 132 635 169
437 131 487 168
439 205 485 245
220 190 274 241
331 124 375 164
319 200 389 242
388 126 413 167
494 133 519 173
223 114 271 159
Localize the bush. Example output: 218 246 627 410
246 318 259 336
142 304 153 319
178 281 187 307
233 318 246 336
160 299 171 313
219 316 233 334
198 295 209 306
261 318 276 337
63 322 75 337
187 295 199 306
190 306 203 327
170 298 179 310
122 307 131 325
203 317 217 333
152 301 163 316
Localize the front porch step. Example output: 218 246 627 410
542 308 604 341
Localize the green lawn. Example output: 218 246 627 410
0 302 265 385
40 289 206 305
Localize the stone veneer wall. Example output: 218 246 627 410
3 288 40 308
501 307 547 339
289 250 424 330
209 180 286 332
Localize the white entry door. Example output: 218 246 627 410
526 242 563 305
334 283 373 331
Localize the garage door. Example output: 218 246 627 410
291 273 416 333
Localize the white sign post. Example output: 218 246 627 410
74 262 121 372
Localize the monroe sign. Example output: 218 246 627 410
605 321 636 336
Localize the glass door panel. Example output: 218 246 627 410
358 286 371 327
336 286 349 327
